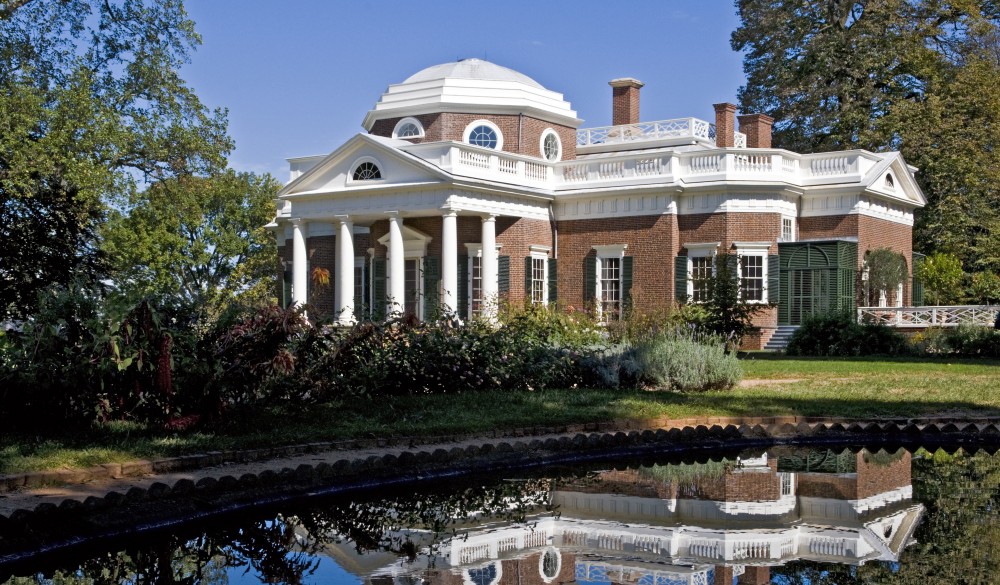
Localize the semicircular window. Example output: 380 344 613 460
468 125 499 149
396 122 422 138
467 564 499 585
353 161 382 181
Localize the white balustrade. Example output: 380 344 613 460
858 305 998 328
809 155 854 176
576 117 715 147
688 539 721 559
525 530 548 548
459 543 491 564
735 132 747 148
689 155 722 174
732 540 771 560
733 154 772 173
808 536 846 556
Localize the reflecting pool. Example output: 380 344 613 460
3 444 999 583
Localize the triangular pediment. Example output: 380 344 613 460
862 153 926 207
279 133 448 198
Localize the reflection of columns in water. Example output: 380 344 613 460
291 218 308 308
480 214 498 319
441 210 458 316
387 212 404 315
335 215 355 325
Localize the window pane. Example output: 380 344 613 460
692 256 713 302
741 255 764 301
404 259 419 315
600 257 621 320
471 256 482 317
531 257 546 303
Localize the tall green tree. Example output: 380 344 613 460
732 0 1000 271
0 0 231 318
103 171 280 313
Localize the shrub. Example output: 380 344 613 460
573 344 643 389
932 325 1000 358
635 329 742 391
916 252 964 305
786 311 912 357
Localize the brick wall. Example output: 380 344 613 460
370 112 577 160
856 450 911 499
557 215 678 313
678 212 781 254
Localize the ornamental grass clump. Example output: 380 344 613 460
634 328 742 391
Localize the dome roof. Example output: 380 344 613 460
403 58 546 89
362 59 580 131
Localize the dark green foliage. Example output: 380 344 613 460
786 311 912 357
927 325 1000 358
860 248 908 306
700 252 770 345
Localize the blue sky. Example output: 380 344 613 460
181 1 746 180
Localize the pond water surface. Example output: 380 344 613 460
2 444 997 584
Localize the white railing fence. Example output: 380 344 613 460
858 305 998 328
577 118 714 147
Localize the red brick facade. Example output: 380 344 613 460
714 103 737 148
610 78 643 126
370 112 577 160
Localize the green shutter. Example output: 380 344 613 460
282 268 293 309
497 255 510 295
912 253 925 306
622 256 634 310
457 255 468 318
372 258 387 320
548 258 558 305
354 262 366 320
524 256 533 299
583 256 597 304
768 255 780 304
674 256 688 303
423 256 440 320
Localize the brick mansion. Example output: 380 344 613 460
270 59 925 349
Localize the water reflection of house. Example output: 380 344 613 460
309 449 922 585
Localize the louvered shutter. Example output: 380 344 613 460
622 256 634 310
768 255 780 304
457 255 468 319
282 268 293 309
583 256 597 304
497 255 510 295
372 258 387 320
524 256 533 300
423 257 440 320
548 258 557 305
674 256 688 303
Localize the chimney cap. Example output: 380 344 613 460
609 77 644 89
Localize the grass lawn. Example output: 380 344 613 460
2 355 999 474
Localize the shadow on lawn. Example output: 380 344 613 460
737 352 1000 366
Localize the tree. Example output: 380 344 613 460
700 252 770 345
0 0 231 319
103 170 280 314
732 1 1000 271
916 251 964 305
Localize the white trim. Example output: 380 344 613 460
593 244 627 256
463 119 504 150
685 242 721 252
529 250 549 305
538 548 561 583
594 245 627 322
377 225 431 258
392 117 424 140
529 244 552 253
539 128 562 162
685 243 719 301
733 244 769 304
463 562 503 585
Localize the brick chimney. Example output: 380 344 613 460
610 78 644 125
713 103 737 147
738 113 775 148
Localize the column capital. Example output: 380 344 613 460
480 213 498 223
290 217 308 226
442 208 460 218
385 210 401 218
334 214 352 225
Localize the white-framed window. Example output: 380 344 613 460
539 128 562 162
463 119 504 150
392 117 424 139
734 242 770 303
594 244 627 321
353 256 366 314
781 216 795 242
686 242 719 303
466 243 501 319
530 252 548 304
403 258 422 316
348 156 383 182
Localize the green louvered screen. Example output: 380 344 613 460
457 255 468 319
583 256 597 304
777 241 857 325
498 255 510 296
548 258 558 305
423 257 440 320
674 256 688 303
372 258 387 320
622 256 634 311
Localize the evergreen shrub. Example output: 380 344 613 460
785 312 912 357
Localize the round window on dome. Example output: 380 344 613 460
540 129 562 162
464 120 503 150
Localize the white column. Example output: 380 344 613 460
441 211 458 316
335 215 355 325
480 214 498 320
387 212 405 316
291 219 308 308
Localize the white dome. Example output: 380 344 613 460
403 58 546 89
362 59 580 131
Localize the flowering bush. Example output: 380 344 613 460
635 328 742 391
